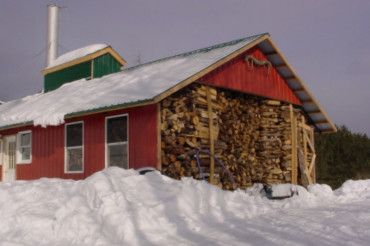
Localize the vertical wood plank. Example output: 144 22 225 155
302 116 308 180
91 59 94 78
310 127 316 183
206 86 215 184
297 121 313 186
290 104 298 185
297 130 312 186
157 103 162 171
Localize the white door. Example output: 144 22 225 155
2 136 16 182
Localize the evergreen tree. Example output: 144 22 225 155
315 125 370 189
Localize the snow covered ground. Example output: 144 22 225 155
0 168 369 246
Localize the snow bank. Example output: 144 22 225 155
0 168 369 245
335 179 370 200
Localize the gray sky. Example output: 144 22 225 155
1 0 369 136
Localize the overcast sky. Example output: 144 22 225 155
0 0 369 136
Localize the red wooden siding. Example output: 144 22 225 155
199 47 302 104
126 104 158 169
0 103 158 181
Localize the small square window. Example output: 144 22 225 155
65 122 83 173
17 131 32 164
106 115 128 168
107 143 128 169
107 116 127 143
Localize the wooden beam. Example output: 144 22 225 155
306 110 321 115
274 64 288 69
308 154 316 176
310 127 316 183
290 104 298 185
264 51 278 56
298 122 313 132
285 77 297 81
300 99 313 103
312 120 330 125
300 118 316 185
302 116 309 184
206 86 215 185
309 127 316 153
317 129 336 134
157 103 162 171
91 59 94 78
303 127 315 152
297 139 313 186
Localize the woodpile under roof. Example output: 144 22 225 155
160 83 315 190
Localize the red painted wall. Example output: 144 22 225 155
199 47 302 105
0 103 158 181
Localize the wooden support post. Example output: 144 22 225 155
91 59 94 79
206 86 215 185
303 129 315 154
297 130 308 186
310 127 316 183
297 131 312 186
308 154 316 175
290 104 298 185
157 103 162 171
301 119 317 184
297 118 313 186
302 116 308 180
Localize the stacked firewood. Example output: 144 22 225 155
255 102 303 185
160 85 220 181
161 83 305 190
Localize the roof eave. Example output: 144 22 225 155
0 121 33 131
65 99 155 119
0 100 155 131
258 37 337 133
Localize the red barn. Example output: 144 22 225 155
0 33 336 188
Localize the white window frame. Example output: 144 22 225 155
65 121 84 173
0 139 2 165
105 114 129 168
16 130 32 164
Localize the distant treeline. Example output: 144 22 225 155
315 125 370 189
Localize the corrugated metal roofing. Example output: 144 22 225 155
0 33 336 133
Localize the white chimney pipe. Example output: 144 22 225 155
46 4 60 67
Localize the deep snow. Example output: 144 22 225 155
0 168 369 246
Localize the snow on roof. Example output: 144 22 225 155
0 34 264 128
46 44 108 69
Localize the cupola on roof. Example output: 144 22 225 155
46 44 108 69
41 44 126 92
